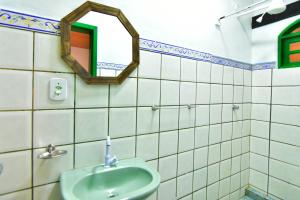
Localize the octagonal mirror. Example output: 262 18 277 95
61 1 139 84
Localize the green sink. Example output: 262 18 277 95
60 158 160 200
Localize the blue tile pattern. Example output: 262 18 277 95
0 8 275 71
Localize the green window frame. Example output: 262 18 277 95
71 22 98 76
278 18 300 69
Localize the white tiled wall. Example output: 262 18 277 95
0 26 251 200
250 67 300 200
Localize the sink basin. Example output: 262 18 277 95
60 158 160 200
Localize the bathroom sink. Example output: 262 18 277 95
60 158 160 200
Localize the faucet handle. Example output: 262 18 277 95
110 155 118 166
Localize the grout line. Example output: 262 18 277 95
267 69 273 196
31 31 35 199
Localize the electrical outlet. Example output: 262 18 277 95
49 78 68 101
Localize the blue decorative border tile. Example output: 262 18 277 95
0 9 60 35
0 8 275 71
252 62 276 70
97 62 126 71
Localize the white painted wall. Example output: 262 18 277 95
0 0 253 62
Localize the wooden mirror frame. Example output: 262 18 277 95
61 1 139 84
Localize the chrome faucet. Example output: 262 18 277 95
104 136 118 167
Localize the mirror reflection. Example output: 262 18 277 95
70 11 132 77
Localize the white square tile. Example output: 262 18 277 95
223 85 233 103
242 136 250 153
193 168 207 191
252 87 271 104
75 141 105 168
137 107 159 135
251 120 269 139
208 144 220 164
138 79 160 106
250 136 269 156
0 27 33 70
33 110 73 148
234 86 243 103
194 147 208 169
75 108 108 142
138 51 161 79
273 86 300 106
196 83 210 104
211 84 223 104
195 126 209 148
269 159 300 187
159 130 178 157
193 188 206 200
242 120 251 136
33 145 73 186
181 58 197 82
179 106 195 129
33 182 62 200
220 159 231 179
161 80 179 105
249 169 268 192
271 123 300 146
195 105 210 126
161 55 180 80
197 61 211 83
34 72 74 109
211 64 223 84
34 33 70 72
251 104 270 121
241 169 249 187
75 77 108 108
160 106 178 131
244 70 252 86
231 156 241 174
177 173 193 198
111 137 135 160
243 86 252 103
208 162 220 184
109 107 136 138
178 128 194 152
233 103 243 121
252 69 272 86
0 189 31 200
0 70 32 110
221 141 232 160
243 104 252 120
230 173 241 192
234 68 244 85
232 121 242 140
0 151 31 194
210 104 222 124
273 67 300 86
269 177 300 200
207 182 219 200
110 78 137 107
222 104 233 122
270 141 300 166
137 133 159 160
250 153 268 173
210 124 222 145
158 155 177 181
219 177 230 198
177 151 194 175
272 105 300 126
157 179 176 200
241 153 250 170
180 82 196 105
232 138 242 157
0 111 31 153
222 122 232 141
223 66 233 85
